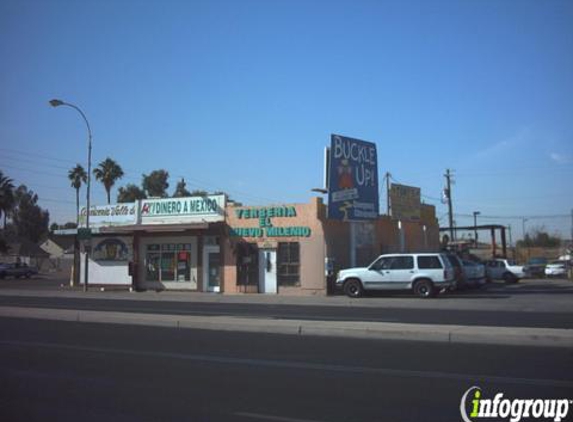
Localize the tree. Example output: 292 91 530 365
93 158 124 204
11 185 50 242
117 184 147 203
189 189 208 197
0 170 15 229
517 226 561 248
173 178 191 198
68 164 87 225
142 169 169 198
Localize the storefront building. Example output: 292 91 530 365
77 195 439 295
78 195 226 292
223 198 327 295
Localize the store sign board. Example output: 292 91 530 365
327 134 379 220
140 195 225 224
390 183 421 221
230 206 312 238
79 203 137 228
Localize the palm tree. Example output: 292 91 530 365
0 170 15 229
68 164 87 225
93 158 124 204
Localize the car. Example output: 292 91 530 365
0 262 39 279
544 260 568 278
484 259 524 284
461 260 487 288
443 254 466 290
523 257 548 278
336 253 456 298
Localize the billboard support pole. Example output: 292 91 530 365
350 221 357 267
386 172 391 216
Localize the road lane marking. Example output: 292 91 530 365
1 339 571 388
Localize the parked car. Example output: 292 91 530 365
523 257 548 278
484 259 524 284
544 260 568 278
443 254 466 290
336 253 456 298
0 263 38 279
461 260 487 288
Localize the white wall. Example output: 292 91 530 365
79 236 132 286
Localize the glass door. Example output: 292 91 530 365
203 245 221 292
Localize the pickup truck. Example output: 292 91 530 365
0 263 39 279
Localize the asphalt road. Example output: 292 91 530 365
1 318 572 422
0 293 572 329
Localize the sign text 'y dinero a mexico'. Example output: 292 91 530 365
230 206 311 238
140 195 226 224
328 134 379 221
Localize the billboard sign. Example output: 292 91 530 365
328 134 379 220
390 183 421 221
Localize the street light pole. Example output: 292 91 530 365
473 211 480 247
50 99 92 292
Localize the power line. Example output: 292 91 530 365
1 147 282 205
454 213 570 220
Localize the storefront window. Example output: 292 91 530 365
146 243 192 282
278 242 300 286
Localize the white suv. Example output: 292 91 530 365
336 253 456 298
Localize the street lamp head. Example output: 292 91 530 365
49 99 65 107
311 188 328 195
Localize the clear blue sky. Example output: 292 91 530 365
1 0 572 240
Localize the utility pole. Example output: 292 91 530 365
473 211 481 247
508 224 514 260
444 169 455 241
386 172 391 216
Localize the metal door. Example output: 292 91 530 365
258 249 277 294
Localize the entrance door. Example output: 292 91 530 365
258 249 277 294
203 246 221 292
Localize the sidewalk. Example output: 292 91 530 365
1 305 572 348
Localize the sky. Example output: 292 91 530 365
1 0 572 241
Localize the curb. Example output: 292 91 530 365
1 306 572 348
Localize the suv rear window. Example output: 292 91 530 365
390 256 414 270
417 256 443 269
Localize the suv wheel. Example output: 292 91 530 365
343 279 363 298
413 279 436 298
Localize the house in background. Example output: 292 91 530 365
38 235 76 273
0 235 50 269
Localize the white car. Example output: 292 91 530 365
485 259 525 284
545 261 568 278
336 253 456 298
